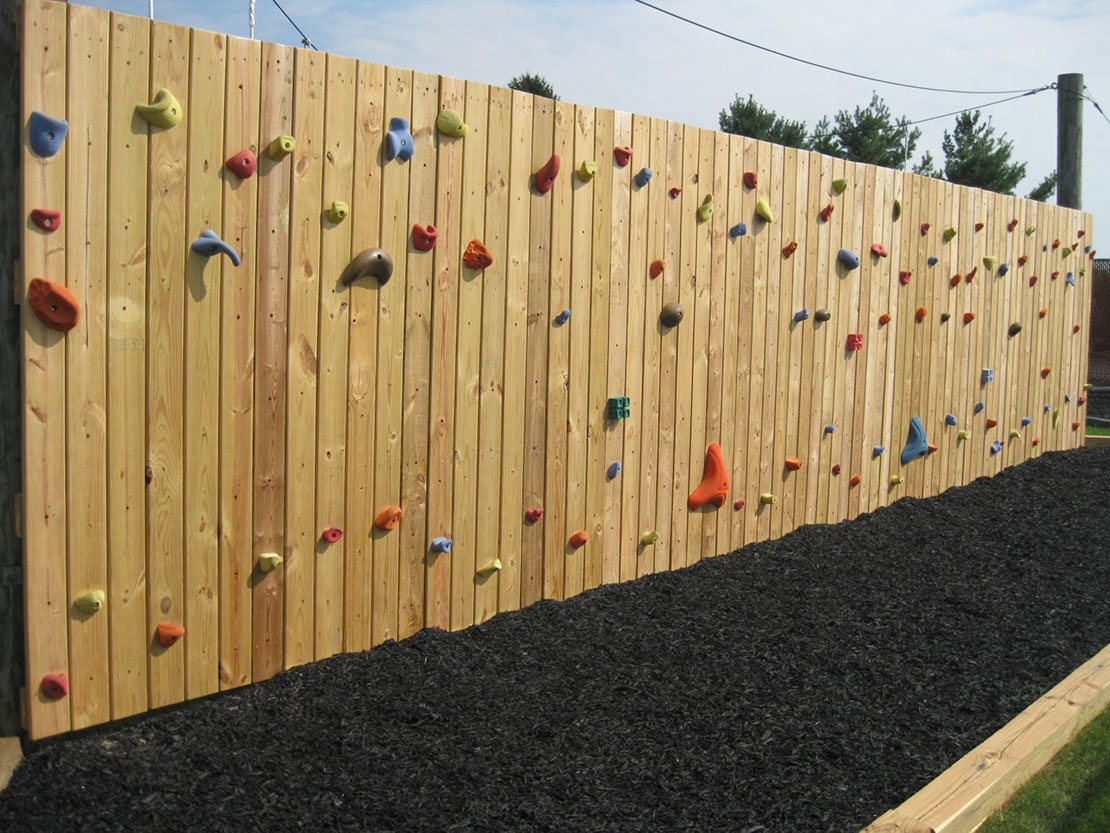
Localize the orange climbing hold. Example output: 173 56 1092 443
1072 421 1081 431
157 622 185 648
613 146 632 167
463 239 493 269
1074 324 1081 333
985 418 998 429
1039 307 1048 318
649 260 666 278
878 313 891 326
927 444 938 454
375 505 402 531
850 474 862 487
963 312 975 324
784 457 802 471
782 241 797 258
950 274 962 287
1052 239 1060 249
688 442 729 511
569 530 589 548
534 153 560 193
915 306 928 322
1032 438 1040 447
28 277 80 332
871 243 887 257
1041 367 1051 378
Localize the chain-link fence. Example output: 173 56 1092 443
1088 258 1110 423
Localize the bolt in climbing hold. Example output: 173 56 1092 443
983 256 996 270
729 222 747 237
650 259 665 278
964 312 976 325
915 307 928 322
321 527 343 543
476 558 502 577
825 425 836 434
640 530 659 545
579 161 598 181
782 241 798 258
820 203 834 222
28 278 80 332
794 308 810 322
136 88 182 128
268 135 296 159
945 414 958 426
607 462 622 480
328 201 349 223
1041 367 1051 378
634 167 653 187
760 493 777 505
755 199 774 223
837 249 860 270
975 222 984 231
75 590 106 614
846 333 863 350
784 457 802 471
901 415 929 464
872 446 885 457
871 243 887 257
340 249 393 286
554 309 571 326
385 117 414 161
940 313 951 323
832 177 848 194
899 270 912 285
892 199 902 220
733 498 746 509
431 537 453 553
259 552 283 572
850 474 862 487
878 313 891 326
535 154 560 193
463 239 493 269
668 186 682 198
928 256 938 266
374 506 402 531
607 396 631 419
958 430 971 440
226 148 257 178
985 418 998 429
569 531 589 549
436 108 468 137
688 443 729 510
191 230 241 266
157 622 185 647
981 369 994 384
412 223 438 251
660 302 684 328
920 223 930 236
1038 308 1047 318
743 172 757 189
525 508 544 523
1008 322 1023 337
943 227 957 242
890 475 905 486
613 146 632 167
832 464 841 475
697 194 713 222
40 673 69 700
30 208 61 232
29 111 69 157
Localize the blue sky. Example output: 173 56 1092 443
76 0 1109 239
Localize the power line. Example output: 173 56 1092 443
271 0 318 49
631 0 1044 96
1081 88 1110 128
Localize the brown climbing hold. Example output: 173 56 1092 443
963 312 975 324
975 222 984 231
820 203 834 222
569 530 589 548
463 239 493 269
784 457 802 471
1018 254 1028 266
920 223 930 236
534 153 560 193
899 271 912 285
157 622 185 648
878 313 891 326
340 248 394 286
831 464 841 475
31 208 61 232
650 259 665 278
986 418 998 429
412 223 438 252
782 241 797 258
849 474 862 487
1039 307 1048 318
743 171 757 189
613 146 632 167
28 277 80 332
871 243 887 257
1041 367 1051 378
375 505 402 531
915 306 928 322
226 147 257 178
1008 219 1018 231
688 442 729 511
950 274 962 287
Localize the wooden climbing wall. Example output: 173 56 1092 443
20 0 1094 739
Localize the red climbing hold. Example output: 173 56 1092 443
157 622 185 648
1079 396 1087 406
1072 421 1081 431
820 203 834 222
1008 219 1018 231
1078 229 1085 237
782 241 797 258
321 526 343 543
688 442 729 511
963 312 975 324
915 307 928 322
1074 324 1081 333
784 457 802 471
31 208 61 232
525 507 544 523
412 223 438 251
831 464 841 475
1039 307 1048 318
965 267 978 283
1041 367 1051 378
985 418 998 429
899 271 912 285
920 223 930 236
569 530 589 548
1052 272 1059 280
668 187 682 199
871 243 887 257
878 313 891 326
950 274 962 287
463 239 493 269
846 333 863 350
374 506 402 531
534 153 560 193
733 498 745 510
28 277 80 332
975 222 984 231
1031 438 1040 447
1029 275 1038 286
613 146 632 167
1052 239 1060 249
650 259 665 278
40 673 69 700
226 147 257 178
743 172 757 189
849 474 862 487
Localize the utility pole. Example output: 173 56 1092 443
1057 73 1083 209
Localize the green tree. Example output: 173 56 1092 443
1027 170 1058 202
814 93 921 169
508 72 559 100
940 110 1026 194
913 150 942 179
718 94 808 150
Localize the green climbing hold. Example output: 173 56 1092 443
832 178 848 194
1026 225 1036 236
268 135 296 159
328 201 349 223
136 88 183 129
944 227 957 242
697 194 713 222
983 256 996 270
755 198 774 223
259 552 284 572
436 108 468 137
893 198 902 221
578 160 598 181
476 558 502 578
75 590 106 614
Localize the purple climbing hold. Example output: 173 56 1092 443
191 229 241 266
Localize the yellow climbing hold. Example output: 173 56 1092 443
892 198 902 220
436 108 468 137
890 475 905 486
755 198 774 223
1052 408 1061 428
578 160 598 181
476 558 502 578
957 430 971 440
640 530 659 546
832 177 848 194
1009 429 1021 440
268 135 296 159
760 493 777 505
1026 225 1036 236
136 88 182 128
328 201 349 223
259 552 284 573
983 256 996 270
697 194 713 222
944 227 957 242
75 590 106 614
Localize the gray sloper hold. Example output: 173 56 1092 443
660 302 683 328
341 248 394 286
837 248 860 270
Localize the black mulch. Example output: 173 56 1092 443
3 447 1110 832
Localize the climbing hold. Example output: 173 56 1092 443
743 172 757 189
328 201 349 223
1078 229 1085 237
871 243 888 257
688 443 729 511
963 312 975 325
945 413 958 426
837 249 860 270
340 248 393 286
268 135 296 159
1052 239 1060 249
525 507 544 523
136 88 182 128
554 309 571 325
1079 395 1087 406
463 239 493 269
832 177 848 193
385 117 414 161
920 223 930 236
259 553 283 572
226 148 257 178
1008 322 1022 337
634 167 653 187
650 259 665 278
157 622 185 648
607 396 631 420
949 274 962 287
1051 271 1059 280
892 199 902 220
607 462 622 480
940 313 951 323
697 194 714 222
872 446 885 458
613 146 632 167
1009 429 1020 440
1041 366 1051 378
30 208 61 232
1053 409 1061 428
75 590 106 614
974 402 986 415
733 498 746 510
782 241 798 258
412 223 438 251
878 313 891 326
1032 438 1040 447
850 474 862 487
660 302 684 328
985 418 998 429
760 493 778 505
812 308 830 322
431 537 453 553
915 307 928 322
846 333 863 350
28 278 80 332
1072 421 1081 431
1066 273 1076 286
29 111 69 158
794 308 810 322
1073 324 1081 334
1026 225 1036 236
436 108 468 137
944 227 957 242
975 222 984 232
1038 308 1047 319
374 506 402 531
1065 394 1072 403
928 256 938 266
1045 404 1053 412
40 673 68 700
958 429 971 440
640 530 659 546
578 161 598 181
890 475 905 486
990 441 1003 455
831 464 841 475
321 527 343 543
983 256 996 270
899 270 912 285
755 199 774 222
476 558 503 577
1021 416 1032 426
825 424 836 434
535 154 560 193
900 415 929 464
965 266 978 283
820 203 835 222
1085 383 1094 391
1018 255 1028 266
981 369 994 384
998 263 1009 276
729 222 747 237
668 186 682 198
784 457 802 472
1029 275 1038 286
191 230 241 266
1008 219 1018 231
569 531 589 549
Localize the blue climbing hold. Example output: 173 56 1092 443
974 402 985 414
730 222 747 237
1021 416 1032 426
794 309 810 322
900 415 929 464
554 309 571 325
945 413 957 426
872 445 885 458
981 369 994 384
1065 393 1072 403
928 256 938 266
998 263 1009 276
1043 243 1048 251
607 462 622 480
191 230 241 266
1045 404 1053 412
990 440 1003 455
385 117 414 162
1066 272 1075 286
29 111 68 158
431 537 453 553
824 424 836 434
837 248 861 270
635 167 653 187
1086 245 1092 253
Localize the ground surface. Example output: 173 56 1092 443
2 447 1109 832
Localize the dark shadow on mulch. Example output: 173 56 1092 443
2 447 1109 832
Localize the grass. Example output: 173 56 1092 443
978 703 1110 833
1086 425 1110 436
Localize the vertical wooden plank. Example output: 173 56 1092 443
312 52 356 658
845 162 873 520
794 151 823 529
218 34 261 689
342 58 385 652
743 138 769 531
756 143 784 541
782 148 810 534
769 145 797 541
182 25 225 701
954 186 976 479
743 139 770 542
64 3 110 731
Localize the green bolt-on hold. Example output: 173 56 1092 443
1052 408 1061 428
435 108 468 137
640 530 659 546
697 194 713 222
578 160 598 181
892 198 902 220
890 475 905 486
755 198 774 223
1026 225 1036 236
476 557 502 578
268 135 296 159
75 590 106 614
259 552 284 573
943 227 958 242
832 177 848 194
607 396 630 420
983 256 996 270
135 88 183 129
957 430 971 440
328 201 349 223
760 493 777 505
